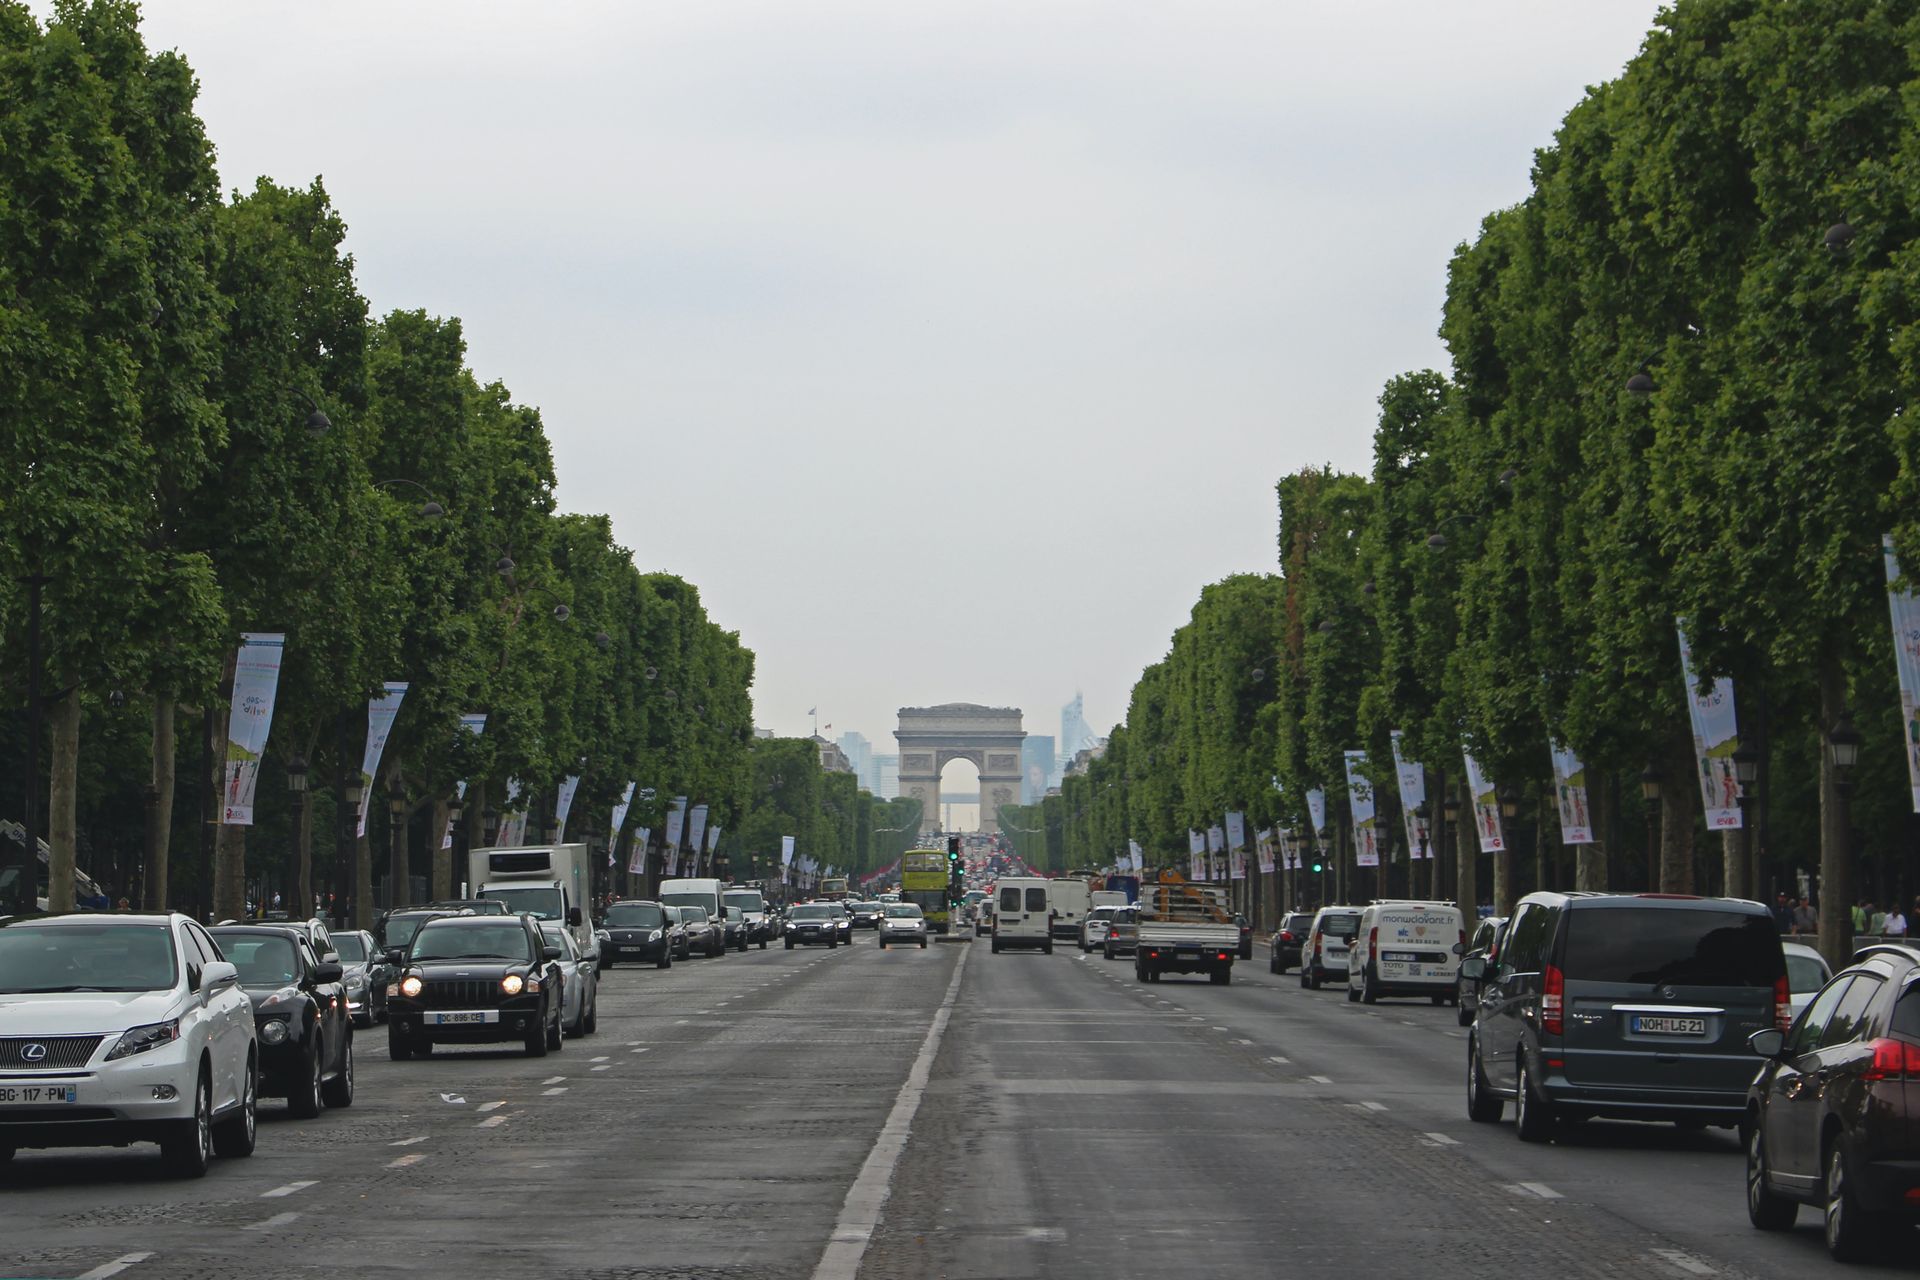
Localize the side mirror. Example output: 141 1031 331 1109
568 907 583 927
543 945 563 961
385 948 406 966
313 961 345 983
1749 1028 1786 1058
1459 955 1487 981
201 960 239 991
1452 942 1466 956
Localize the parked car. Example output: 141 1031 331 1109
1080 906 1120 952
329 929 393 1026
1464 891 1787 1139
1104 906 1139 959
385 914 567 1059
878 903 930 949
1456 915 1508 1026
1300 907 1363 990
539 922 599 1037
210 925 353 1118
1744 942 1920 1260
1268 911 1315 974
0 912 257 1177
722 906 751 953
786 903 842 948
602 900 678 969
678 905 723 958
1782 940 1833 1022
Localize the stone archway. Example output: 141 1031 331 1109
895 704 1026 836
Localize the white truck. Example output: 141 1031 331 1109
1048 878 1091 940
1134 881 1241 985
467 843 595 956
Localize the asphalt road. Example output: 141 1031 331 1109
4 934 1913 1280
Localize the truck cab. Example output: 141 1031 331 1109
466 844 595 957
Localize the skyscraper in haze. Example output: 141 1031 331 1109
1060 694 1093 771
1021 735 1056 804
837 731 876 792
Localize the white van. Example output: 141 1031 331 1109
1346 899 1467 1005
1300 906 1363 990
1047 879 1091 940
991 877 1053 954
659 879 728 958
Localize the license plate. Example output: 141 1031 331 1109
1632 1015 1706 1036
0 1084 76 1104
1383 951 1417 962
429 1011 498 1026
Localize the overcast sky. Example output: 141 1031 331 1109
135 1 1660 766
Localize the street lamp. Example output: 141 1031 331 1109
373 478 447 520
287 755 310 919
1825 220 1856 252
1625 371 1657 396
1824 711 1864 969
1732 743 1761 899
1641 765 1662 892
337 776 364 929
1413 800 1431 898
295 391 332 437
389 794 410 910
1828 711 1862 787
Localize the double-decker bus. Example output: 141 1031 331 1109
817 876 850 901
900 848 952 934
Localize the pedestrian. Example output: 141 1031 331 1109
115 897 131 912
1871 903 1888 935
1854 899 1871 934
1793 898 1817 934
1886 905 1909 938
1772 892 1793 934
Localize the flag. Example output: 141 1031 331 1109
221 632 286 826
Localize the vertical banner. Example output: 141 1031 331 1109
1206 825 1225 881
1306 788 1327 842
686 804 710 872
1188 829 1204 880
355 683 409 837
780 835 796 866
1888 536 1920 812
1677 625 1744 829
1391 730 1430 859
1343 750 1379 867
627 827 650 876
1230 848 1247 880
1549 742 1595 844
1256 828 1275 874
663 797 688 875
554 775 581 843
610 781 637 865
1462 751 1505 852
1225 811 1247 852
221 632 287 825
497 778 526 846
1128 839 1143 873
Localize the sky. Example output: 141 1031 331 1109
130 1 1662 762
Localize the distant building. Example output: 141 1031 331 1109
837 731 875 791
1064 739 1109 779
1060 694 1094 771
874 755 900 799
812 735 853 774
1020 735 1055 804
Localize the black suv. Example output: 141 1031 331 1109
385 915 566 1059
601 900 677 969
1744 943 1920 1261
1464 891 1785 1138
209 925 353 1118
1268 911 1315 974
375 907 465 953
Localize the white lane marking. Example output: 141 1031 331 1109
541 1076 566 1084
1422 1132 1459 1145
626 1040 644 1046
675 1019 690 1025
1518 1181 1563 1199
1650 1250 1716 1276
388 1135 429 1147
1268 1055 1291 1065
478 1115 509 1128
1357 1101 1387 1112
75 1253 155 1280
1307 1075 1333 1084
811 943 970 1280
542 1087 568 1096
385 1153 426 1169
260 1180 317 1198
477 1101 506 1113
630 1047 651 1054
592 1064 611 1072
245 1211 300 1231
1233 1038 1253 1045
590 1055 610 1062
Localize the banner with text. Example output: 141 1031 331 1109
1678 625 1744 829
1343 750 1379 867
1888 536 1920 812
627 827 650 876
1391 730 1429 859
554 775 581 843
1462 751 1504 853
686 804 710 872
1306 788 1327 846
1549 742 1595 844
1225 811 1246 851
221 632 286 826
355 683 409 837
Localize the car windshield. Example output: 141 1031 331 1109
331 934 368 962
607 904 666 928
410 924 532 962
793 905 833 920
727 908 742 922
724 891 765 912
1562 908 1785 987
886 905 923 919
1785 950 1830 994
1320 914 1361 938
681 907 709 924
0 923 179 993
383 916 437 949
482 888 564 920
216 934 300 987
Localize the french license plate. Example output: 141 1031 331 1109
1383 951 1417 962
0 1084 76 1104
429 1011 497 1026
1632 1015 1706 1036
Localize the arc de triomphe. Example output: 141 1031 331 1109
895 704 1026 836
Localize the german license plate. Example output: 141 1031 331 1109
429 1011 497 1026
1632 1015 1706 1036
1383 951 1417 962
0 1084 76 1104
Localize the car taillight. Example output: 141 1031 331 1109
1542 963 1564 1036
1775 974 1791 1033
1314 936 1322 957
1368 926 1378 959
1864 1039 1920 1082
1216 952 1230 961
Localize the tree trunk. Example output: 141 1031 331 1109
1722 828 1747 901
355 822 374 930
214 822 247 921
1818 657 1853 972
293 789 311 921
1576 769 1608 892
46 690 80 913
1661 730 1696 895
432 794 452 901
1455 781 1478 916
146 697 176 910
1493 844 1513 918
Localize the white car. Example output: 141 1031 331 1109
0 912 258 1177
877 904 929 949
1782 940 1832 1021
1080 906 1120 952
539 922 599 1037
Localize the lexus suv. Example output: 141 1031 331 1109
385 914 566 1059
210 925 353 1118
0 912 258 1177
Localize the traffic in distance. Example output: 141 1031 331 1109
3 832 1918 1275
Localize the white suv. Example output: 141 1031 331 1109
0 912 258 1177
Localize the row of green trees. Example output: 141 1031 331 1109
0 2 766 925
1056 0 1920 962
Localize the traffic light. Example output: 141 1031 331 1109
1311 862 1323 873
946 835 961 865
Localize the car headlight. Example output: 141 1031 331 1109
648 929 662 942
106 1018 181 1061
501 973 525 996
260 984 302 1009
259 1018 291 1045
345 971 368 991
400 975 424 998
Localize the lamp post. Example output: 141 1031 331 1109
1495 789 1518 917
1413 801 1431 900
1731 743 1761 900
1441 793 1460 910
1316 826 1331 907
1822 712 1863 970
287 755 310 920
1641 766 1662 894
444 793 465 900
389 793 409 911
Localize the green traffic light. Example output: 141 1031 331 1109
1312 863 1323 873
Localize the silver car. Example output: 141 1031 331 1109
539 922 599 1037
877 903 929 949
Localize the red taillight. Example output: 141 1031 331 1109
1314 937 1322 957
1863 1039 1920 1082
1775 975 1791 1033
1217 952 1230 961
1542 963 1564 1036
1368 926 1379 960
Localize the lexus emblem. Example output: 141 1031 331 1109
20 1043 47 1062
1658 985 1678 1002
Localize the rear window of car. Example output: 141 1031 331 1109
1890 983 1920 1040
1000 887 1021 912
1786 951 1830 994
1319 913 1360 938
1562 907 1784 987
1025 888 1048 913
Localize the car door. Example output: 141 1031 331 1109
1767 975 1853 1185
1483 904 1547 1092
308 938 349 1075
186 923 243 1108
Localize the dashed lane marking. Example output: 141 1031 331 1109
541 1076 566 1085
1505 1182 1563 1200
630 1046 651 1054
245 1212 300 1231
385 1153 426 1169
592 1064 611 1072
542 1086 568 1096
1307 1075 1334 1084
74 1253 154 1280
388 1135 429 1147
478 1115 509 1128
1650 1250 1716 1276
1357 1101 1387 1111
1233 1038 1253 1045
590 1055 610 1062
1268 1055 1291 1065
260 1180 317 1198
1422 1132 1459 1145
477 1101 506 1113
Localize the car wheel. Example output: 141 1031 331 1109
602 956 615 970
1346 981 1360 1003
1457 999 1474 1027
1745 1119 1798 1231
568 998 586 1038
993 939 1003 954
785 939 795 949
1105 943 1116 960
212 1053 257 1158
387 1025 413 1061
658 951 672 969
1210 968 1230 985
288 1039 323 1119
759 939 768 949
1467 1037 1502 1123
584 993 598 1035
1269 954 1280 975
525 1005 550 1057
162 1065 213 1179
0 1145 13 1163
546 1004 565 1051
919 939 927 949
1515 1055 1555 1143
1241 943 1253 961
1307 969 1321 991
1361 969 1378 1005
878 940 887 950
1043 939 1054 955
321 1031 354 1109
1826 1140 1886 1262
1430 993 1446 1006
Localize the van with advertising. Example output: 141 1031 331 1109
991 877 1053 954
1346 900 1467 1005
1048 878 1091 941
659 878 728 958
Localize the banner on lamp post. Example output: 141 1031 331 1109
1188 829 1204 880
1462 751 1504 853
1256 828 1275 874
1306 788 1327 845
627 827 650 876
1677 625 1744 829
1206 825 1225 881
1391 730 1430 859
1343 750 1379 867
1230 848 1247 880
554 775 581 843
663 798 688 877
780 835 795 866
355 683 409 838
221 632 287 826
686 804 709 873
1225 811 1246 851
1549 742 1595 844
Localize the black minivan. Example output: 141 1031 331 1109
1464 891 1786 1140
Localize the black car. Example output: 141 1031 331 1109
1268 911 1315 975
848 901 885 929
375 907 465 953
1745 943 1920 1261
785 903 842 948
602 900 678 969
1233 914 1253 961
722 907 750 952
210 925 354 1118
384 914 567 1059
329 928 394 1026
